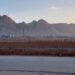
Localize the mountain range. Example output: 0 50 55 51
0 15 75 39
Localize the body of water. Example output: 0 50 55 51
0 56 75 75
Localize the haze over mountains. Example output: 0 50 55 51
0 15 75 39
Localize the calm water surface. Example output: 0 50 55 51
0 56 75 75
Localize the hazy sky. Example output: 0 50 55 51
0 0 75 23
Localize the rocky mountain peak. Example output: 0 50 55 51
0 15 16 25
38 19 48 25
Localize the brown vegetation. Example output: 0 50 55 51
0 40 75 56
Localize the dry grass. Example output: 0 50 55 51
0 40 75 56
